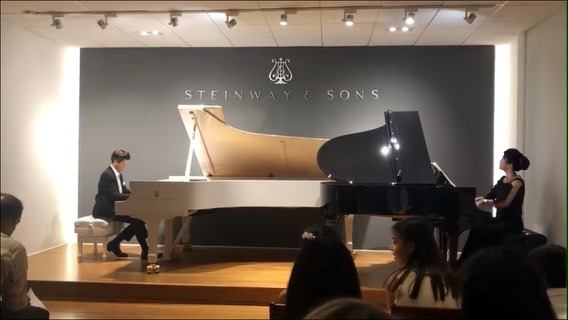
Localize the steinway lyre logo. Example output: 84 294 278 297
153 191 160 198
269 57 293 84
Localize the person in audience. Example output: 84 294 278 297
529 244 566 318
384 216 459 309
277 224 343 304
1 193 50 319
284 224 362 319
458 148 530 264
303 297 391 319
92 149 152 260
459 246 556 319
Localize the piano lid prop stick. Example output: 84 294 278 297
184 122 197 180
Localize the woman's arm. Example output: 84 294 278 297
485 180 522 209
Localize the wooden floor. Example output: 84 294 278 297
29 244 398 319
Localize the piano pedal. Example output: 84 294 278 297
146 264 160 274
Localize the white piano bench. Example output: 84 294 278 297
74 215 123 261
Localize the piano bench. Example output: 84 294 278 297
502 228 548 253
74 215 123 261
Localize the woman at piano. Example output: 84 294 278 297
458 148 530 265
384 216 460 309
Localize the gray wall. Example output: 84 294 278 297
79 46 494 249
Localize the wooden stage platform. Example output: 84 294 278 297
28 244 398 318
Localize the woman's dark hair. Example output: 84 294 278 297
304 298 391 319
529 244 566 288
503 148 530 171
459 247 556 320
299 224 342 245
285 228 361 319
386 217 458 301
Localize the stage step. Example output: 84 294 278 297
42 300 268 319
31 279 387 307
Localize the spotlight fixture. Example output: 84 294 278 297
97 15 109 30
280 13 288 26
388 26 397 32
51 14 63 29
169 11 181 27
342 10 356 26
225 14 237 28
404 10 416 25
401 26 409 32
464 10 477 24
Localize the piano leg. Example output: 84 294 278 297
326 214 356 259
323 209 356 259
439 229 448 261
448 232 459 270
145 219 162 274
344 214 355 257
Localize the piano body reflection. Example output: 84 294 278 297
318 110 489 266
116 105 329 273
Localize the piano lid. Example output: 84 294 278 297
317 110 435 185
178 105 329 179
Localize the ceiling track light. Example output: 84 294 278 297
343 9 356 26
97 15 108 30
404 10 416 25
97 13 115 30
51 14 63 29
279 10 296 26
280 13 288 26
225 13 238 29
169 11 181 27
22 4 496 29
464 9 477 24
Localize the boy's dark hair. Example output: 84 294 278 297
1 193 24 220
111 149 131 162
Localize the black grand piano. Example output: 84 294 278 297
317 110 490 266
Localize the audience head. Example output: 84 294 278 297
300 223 342 245
285 224 362 319
0 193 24 236
387 217 457 301
390 216 442 267
529 244 566 288
303 298 391 319
459 246 555 320
502 148 530 172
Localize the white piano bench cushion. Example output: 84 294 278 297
74 215 112 230
74 215 123 261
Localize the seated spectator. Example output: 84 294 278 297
277 224 343 303
284 224 362 319
529 244 566 318
384 217 459 309
303 297 391 319
1 193 50 319
459 246 556 319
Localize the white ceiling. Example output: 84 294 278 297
1 1 565 47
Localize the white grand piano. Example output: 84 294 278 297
116 105 329 273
